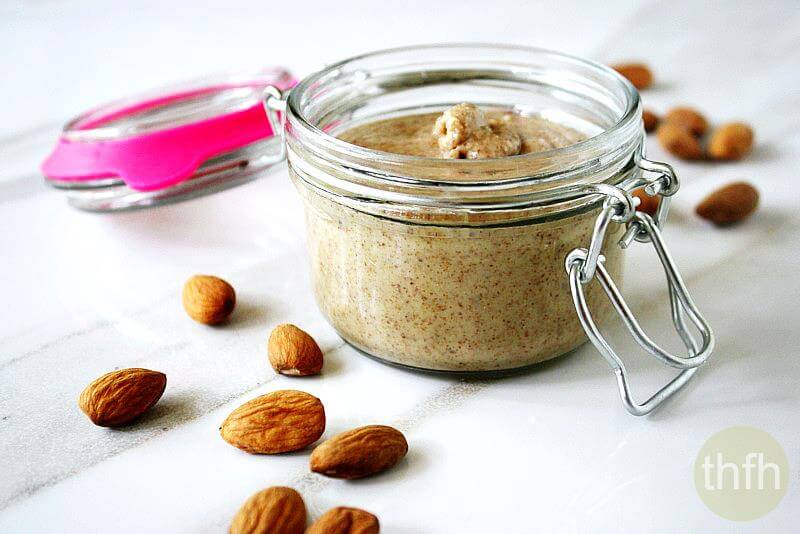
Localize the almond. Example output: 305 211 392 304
310 425 408 479
664 107 708 137
182 274 236 325
695 182 759 226
632 188 660 216
229 486 306 534
611 63 653 90
220 390 325 454
707 122 754 161
642 109 659 133
78 368 166 427
307 507 380 534
268 324 323 376
657 122 703 160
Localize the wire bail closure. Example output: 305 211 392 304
566 157 715 416
262 85 287 161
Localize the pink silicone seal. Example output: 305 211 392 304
42 69 296 192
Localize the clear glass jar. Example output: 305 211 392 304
285 45 647 373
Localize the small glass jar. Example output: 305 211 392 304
282 45 713 412
285 45 641 372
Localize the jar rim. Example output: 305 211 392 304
286 43 644 224
287 43 641 183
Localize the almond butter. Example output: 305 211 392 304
707 122 754 161
695 182 759 226
78 368 166 427
220 390 325 454
229 486 306 534
307 507 380 534
642 109 659 133
632 188 660 216
664 107 708 137
182 274 236 325
657 122 703 160
611 63 653 90
310 425 407 479
268 324 323 376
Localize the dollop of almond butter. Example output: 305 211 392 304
432 103 521 159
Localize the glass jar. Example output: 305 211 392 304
281 45 714 414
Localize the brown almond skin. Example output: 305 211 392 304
307 507 380 534
657 122 703 160
229 486 306 534
79 368 166 427
707 122 754 161
310 425 408 479
268 324 323 376
632 189 660 217
664 107 708 137
220 390 325 454
642 109 659 133
611 63 653 90
695 182 759 226
182 274 236 325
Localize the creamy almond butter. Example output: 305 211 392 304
293 104 623 372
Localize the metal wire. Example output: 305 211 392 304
565 163 714 416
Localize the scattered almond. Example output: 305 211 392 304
664 107 708 137
230 486 306 534
611 63 653 90
78 368 166 427
307 507 380 534
642 109 659 133
695 182 759 226
220 390 325 454
632 189 660 216
310 425 408 479
182 274 236 325
268 324 323 376
707 122 754 161
657 122 703 160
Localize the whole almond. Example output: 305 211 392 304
268 324 323 376
182 274 236 325
664 107 708 137
695 182 759 226
79 368 166 427
229 486 306 534
220 390 325 454
310 425 408 479
657 122 703 160
642 109 659 133
611 63 653 90
307 507 380 534
632 188 660 216
707 122 754 161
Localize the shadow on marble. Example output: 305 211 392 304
743 143 780 164
115 390 204 431
318 351 346 379
224 300 270 329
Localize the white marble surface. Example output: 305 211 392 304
1 1 798 532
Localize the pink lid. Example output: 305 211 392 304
41 69 296 192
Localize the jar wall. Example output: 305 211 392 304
294 177 625 372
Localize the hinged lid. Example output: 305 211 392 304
42 68 295 211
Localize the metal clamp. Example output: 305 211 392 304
566 161 714 416
262 85 287 160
